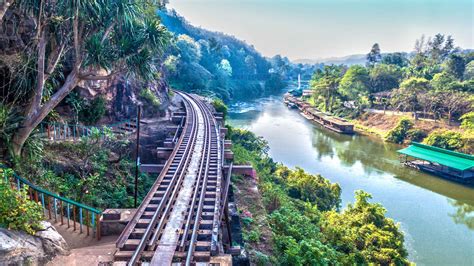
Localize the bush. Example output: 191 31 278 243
140 88 161 108
0 170 43 235
385 117 413 144
212 98 228 119
79 96 107 125
460 112 474 130
406 128 427 142
423 130 464 151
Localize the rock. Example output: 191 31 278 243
0 221 69 265
35 221 70 257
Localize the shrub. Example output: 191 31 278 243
423 130 464 151
79 96 107 125
460 112 474 130
0 170 43 235
406 128 427 142
385 117 413 144
244 229 261 243
140 88 161 108
212 98 228 119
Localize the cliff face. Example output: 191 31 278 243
76 74 171 121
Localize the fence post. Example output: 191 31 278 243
41 193 45 212
67 203 70 228
96 213 101 240
79 208 83 233
73 205 76 231
53 198 57 222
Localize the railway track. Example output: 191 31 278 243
114 92 223 265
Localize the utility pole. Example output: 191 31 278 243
134 105 141 208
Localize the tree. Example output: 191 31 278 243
464 61 474 80
338 65 370 109
427 34 455 63
391 77 430 119
9 0 169 157
381 52 409 68
446 54 466 80
311 65 345 112
442 91 471 125
431 72 458 91
369 64 402 92
366 43 382 67
322 191 409 265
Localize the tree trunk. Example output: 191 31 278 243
0 0 14 25
11 70 79 157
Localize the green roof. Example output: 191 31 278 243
397 142 474 171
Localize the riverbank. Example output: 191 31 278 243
227 95 474 265
227 126 411 265
352 112 458 138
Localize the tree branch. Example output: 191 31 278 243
45 43 66 77
27 30 47 117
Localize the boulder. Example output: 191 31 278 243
35 221 70 257
0 221 69 265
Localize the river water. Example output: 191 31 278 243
227 94 474 265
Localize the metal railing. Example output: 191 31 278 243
0 165 102 240
38 119 135 142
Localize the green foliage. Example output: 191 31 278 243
369 63 403 93
66 92 85 124
140 88 162 115
244 229 261 243
423 130 464 151
310 65 346 112
212 98 228 119
406 128 427 142
0 104 22 158
338 65 370 109
39 128 152 209
460 112 474 130
0 171 43 235
276 166 341 211
322 190 409 265
385 118 414 144
79 96 107 125
381 52 409 68
228 126 410 265
366 43 382 67
446 54 466 80
159 11 285 101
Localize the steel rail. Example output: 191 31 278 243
184 94 218 265
127 96 199 265
116 103 191 250
178 102 212 252
147 96 208 248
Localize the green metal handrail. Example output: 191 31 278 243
0 165 102 239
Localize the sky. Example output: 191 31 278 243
167 0 473 60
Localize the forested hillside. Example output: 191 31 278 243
158 10 287 101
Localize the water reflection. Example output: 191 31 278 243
450 200 474 230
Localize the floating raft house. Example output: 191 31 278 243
397 142 474 182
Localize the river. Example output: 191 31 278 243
227 94 474 265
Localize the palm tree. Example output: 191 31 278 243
9 0 170 156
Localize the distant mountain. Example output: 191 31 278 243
294 48 474 66
293 54 367 66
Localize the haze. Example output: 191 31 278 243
168 0 473 60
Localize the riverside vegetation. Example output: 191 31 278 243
227 126 410 265
306 34 473 153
